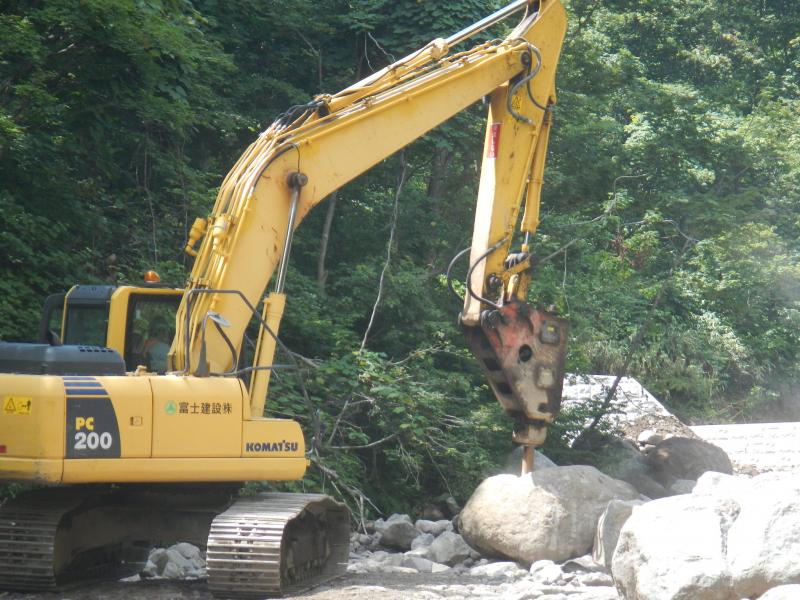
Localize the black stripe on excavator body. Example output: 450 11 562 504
63 377 121 459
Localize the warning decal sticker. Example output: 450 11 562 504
3 396 32 415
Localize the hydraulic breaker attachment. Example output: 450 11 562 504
463 302 568 470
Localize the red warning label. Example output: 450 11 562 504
487 123 501 158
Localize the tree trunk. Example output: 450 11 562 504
317 191 338 293
426 147 453 200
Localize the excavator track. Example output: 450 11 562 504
0 488 152 591
207 492 350 598
0 487 349 597
0 501 63 590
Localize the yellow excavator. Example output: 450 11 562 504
0 0 568 596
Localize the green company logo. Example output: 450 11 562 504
165 400 177 415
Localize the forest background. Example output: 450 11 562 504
2 0 799 515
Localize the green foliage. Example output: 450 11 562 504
267 346 509 514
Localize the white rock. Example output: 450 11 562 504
612 494 737 600
411 532 435 550
758 585 800 600
427 531 472 566
380 565 418 574
174 542 201 561
501 582 541 600
415 519 451 536
593 499 644 568
162 562 182 579
469 561 527 579
412 593 442 600
382 553 405 567
529 559 564 585
578 571 614 586
365 558 388 572
405 547 430 559
185 568 206 579
603 470 800 599
727 473 800 598
167 547 193 568
141 559 159 578
691 471 752 499
148 547 168 571
572 590 620 600
369 550 390 562
431 562 451 573
346 562 361 574
400 555 434 572
460 467 638 564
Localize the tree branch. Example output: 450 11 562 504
360 153 408 351
328 433 398 451
308 455 380 531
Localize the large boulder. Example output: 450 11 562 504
612 493 738 600
612 471 800 600
459 466 638 564
647 437 732 488
726 474 800 598
593 499 644 568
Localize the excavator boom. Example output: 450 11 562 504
172 1 568 405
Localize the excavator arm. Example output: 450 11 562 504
171 0 569 460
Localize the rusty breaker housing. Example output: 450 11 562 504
464 302 569 447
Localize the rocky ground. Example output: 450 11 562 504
0 553 620 600
0 570 618 600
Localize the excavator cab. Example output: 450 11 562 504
37 281 183 373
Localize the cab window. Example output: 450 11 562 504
63 305 109 347
125 295 180 373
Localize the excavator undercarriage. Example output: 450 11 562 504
0 485 349 597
